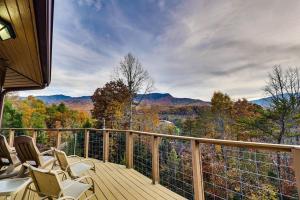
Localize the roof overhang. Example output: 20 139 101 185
0 0 54 93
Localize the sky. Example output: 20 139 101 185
20 0 300 101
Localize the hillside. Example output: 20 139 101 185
251 97 271 107
32 93 210 113
250 94 292 107
135 93 209 106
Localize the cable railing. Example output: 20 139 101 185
1 128 300 200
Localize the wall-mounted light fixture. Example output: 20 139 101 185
0 18 16 41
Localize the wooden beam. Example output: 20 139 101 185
103 131 109 162
152 136 160 184
84 129 90 158
191 140 205 200
8 129 14 147
292 148 300 197
56 130 61 149
32 130 37 144
126 131 133 168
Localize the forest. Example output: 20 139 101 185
2 56 300 199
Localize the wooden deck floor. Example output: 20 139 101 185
2 160 186 200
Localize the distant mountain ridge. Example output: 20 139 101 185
30 93 210 112
135 93 209 106
28 93 277 110
250 97 271 107
34 95 91 104
250 94 293 107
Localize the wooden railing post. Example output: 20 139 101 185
103 130 109 162
56 130 61 149
8 129 14 147
191 140 205 200
32 130 37 144
84 129 90 158
126 131 133 168
292 148 300 196
152 136 160 184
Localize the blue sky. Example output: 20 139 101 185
20 0 300 101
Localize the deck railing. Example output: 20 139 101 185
1 128 300 200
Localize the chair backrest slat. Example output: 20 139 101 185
0 135 13 163
54 150 70 171
29 166 62 197
14 136 42 167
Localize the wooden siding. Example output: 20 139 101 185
0 0 43 89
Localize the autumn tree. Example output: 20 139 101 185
19 96 47 128
182 118 197 136
211 91 233 139
114 53 154 128
91 80 130 128
194 106 216 138
133 105 160 132
231 99 263 140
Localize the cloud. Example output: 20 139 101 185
20 0 300 101
77 0 103 11
143 0 300 100
157 0 165 10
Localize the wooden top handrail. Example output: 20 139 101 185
103 129 298 152
1 128 299 152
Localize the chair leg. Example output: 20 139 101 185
21 182 32 200
51 161 57 170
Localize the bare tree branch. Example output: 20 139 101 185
113 53 154 127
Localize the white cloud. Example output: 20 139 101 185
142 0 300 100
77 0 102 11
21 0 300 101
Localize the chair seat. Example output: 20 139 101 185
42 156 55 165
0 178 31 196
70 163 93 177
61 179 91 199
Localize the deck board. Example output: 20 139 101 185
0 159 186 200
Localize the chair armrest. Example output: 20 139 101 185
57 196 76 200
55 170 68 181
74 175 95 185
74 175 100 192
40 149 54 156
9 147 16 153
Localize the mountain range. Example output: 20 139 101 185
32 93 210 113
29 93 272 113
250 97 271 107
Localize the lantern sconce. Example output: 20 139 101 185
0 18 16 41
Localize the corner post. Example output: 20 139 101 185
126 131 133 168
292 148 300 196
8 129 14 147
191 140 205 200
84 129 90 158
103 130 109 162
152 136 160 184
56 130 61 149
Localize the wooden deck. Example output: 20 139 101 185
2 160 186 200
